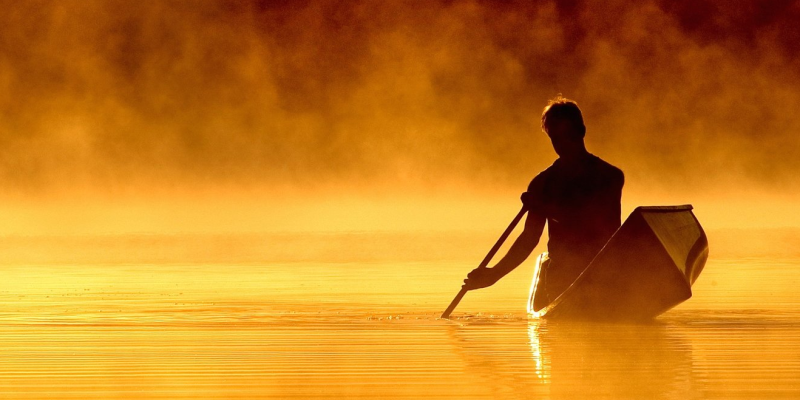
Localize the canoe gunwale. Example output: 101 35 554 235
635 205 693 212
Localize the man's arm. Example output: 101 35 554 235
492 212 545 278
464 211 546 289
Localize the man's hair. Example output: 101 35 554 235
541 95 585 138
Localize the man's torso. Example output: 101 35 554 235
528 154 624 296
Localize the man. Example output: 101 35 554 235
464 96 624 310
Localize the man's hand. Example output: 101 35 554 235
521 191 537 210
463 267 500 290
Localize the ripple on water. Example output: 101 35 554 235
0 256 799 398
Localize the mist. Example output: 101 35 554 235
1 0 799 233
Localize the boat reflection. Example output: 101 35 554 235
527 320 550 383
527 318 698 399
448 317 699 399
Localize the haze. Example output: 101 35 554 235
1 0 799 234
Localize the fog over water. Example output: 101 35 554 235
3 4 800 398
1 0 799 233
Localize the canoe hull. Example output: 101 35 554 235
528 205 709 321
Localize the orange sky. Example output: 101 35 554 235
0 0 798 234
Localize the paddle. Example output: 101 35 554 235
440 206 528 319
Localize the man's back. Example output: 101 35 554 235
528 153 624 300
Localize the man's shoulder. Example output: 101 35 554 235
592 155 623 174
591 155 624 185
527 161 559 192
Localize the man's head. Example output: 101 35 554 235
541 96 586 158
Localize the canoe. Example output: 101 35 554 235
528 205 709 320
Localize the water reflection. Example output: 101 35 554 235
531 320 696 399
450 317 698 399
527 320 550 383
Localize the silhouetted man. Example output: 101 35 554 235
464 96 624 310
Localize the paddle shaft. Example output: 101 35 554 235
440 206 528 318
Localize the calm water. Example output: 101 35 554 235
0 232 799 399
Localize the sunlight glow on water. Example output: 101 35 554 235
0 233 799 399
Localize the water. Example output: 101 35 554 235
0 232 799 399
